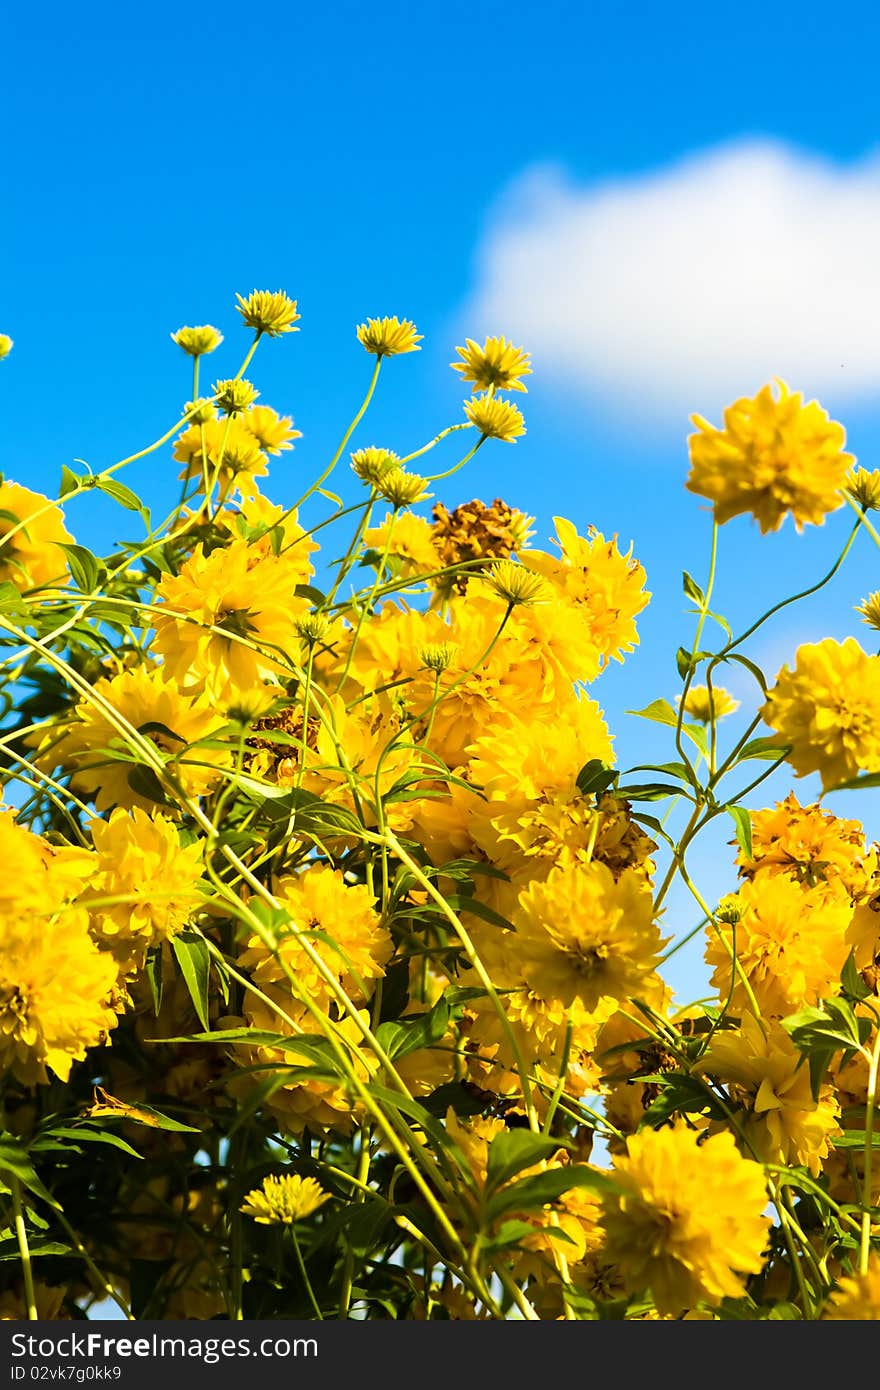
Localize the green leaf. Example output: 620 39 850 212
841 949 873 1003
575 759 618 797
0 1135 59 1210
126 765 171 805
676 646 693 679
31 1126 142 1159
826 771 880 792
375 999 450 1061
726 804 753 859
421 1080 493 1119
144 944 164 1015
95 475 150 528
0 581 26 614
485 1130 564 1194
0 1240 72 1261
736 737 792 763
59 464 85 498
59 543 104 593
486 1165 617 1223
170 931 211 1031
613 781 686 802
682 571 705 606
625 700 708 756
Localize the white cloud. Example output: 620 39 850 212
462 140 880 426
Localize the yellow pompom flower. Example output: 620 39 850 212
737 793 867 892
86 807 204 965
823 1255 880 1318
0 335 13 360
240 1173 330 1224
705 871 853 1017
235 290 300 337
451 336 532 394
0 481 73 591
364 511 438 578
686 379 853 534
151 540 308 698
376 468 431 509
601 1123 769 1316
677 684 740 723
464 392 526 442
33 664 231 812
171 325 223 356
212 377 259 415
513 861 662 1011
174 417 269 497
846 466 880 512
357 316 422 357
697 1012 841 1176
761 637 880 791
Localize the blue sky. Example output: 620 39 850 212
6 0 880 1000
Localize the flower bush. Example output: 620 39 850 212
2 297 880 1321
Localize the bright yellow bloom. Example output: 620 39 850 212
846 466 880 512
0 335 13 361
482 558 549 607
823 1255 880 1319
235 290 300 337
464 392 525 442
376 468 431 509
212 377 259 415
174 417 269 497
240 1173 329 1224
238 865 392 1013
677 684 740 722
738 793 867 893
761 637 880 791
522 518 650 673
357 316 422 357
698 1012 841 1175
242 404 301 454
601 1123 769 1315
452 336 531 394
705 871 853 1017
152 540 308 697
514 861 662 1011
171 325 223 356
856 591 880 632
350 447 400 484
686 379 853 534
215 491 319 587
0 481 73 591
364 511 438 578
86 807 204 964
34 664 231 812
182 397 218 425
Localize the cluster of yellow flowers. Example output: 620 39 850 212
3 299 880 1321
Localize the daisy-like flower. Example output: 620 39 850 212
182 397 218 425
846 466 880 512
171 325 223 357
823 1255 880 1318
857 591 880 632
235 290 300 337
513 860 663 1011
737 793 867 891
761 636 880 791
451 336 532 393
212 377 260 416
242 404 301 455
601 1122 770 1316
0 481 73 591
686 379 854 534
0 334 12 360
356 316 422 357
482 558 550 608
240 1173 330 1224
376 468 431 509
464 392 525 442
351 446 400 485
676 684 740 723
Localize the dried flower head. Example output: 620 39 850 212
239 1173 330 1225
171 325 224 357
212 378 260 416
376 468 431 509
235 290 300 338
464 393 526 443
357 316 422 358
351 447 400 485
452 336 532 393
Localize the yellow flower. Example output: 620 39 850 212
174 417 268 497
738 793 867 891
602 1123 769 1316
86 807 204 964
350 447 400 484
235 290 300 337
215 491 319 586
846 466 880 512
521 518 650 673
240 1173 329 1224
464 392 525 442
677 684 740 722
451 336 531 393
364 511 438 578
761 637 880 791
242 404 301 454
152 540 308 697
482 558 550 608
212 377 259 415
856 591 880 632
376 468 431 509
698 1012 841 1175
686 379 853 534
34 664 231 812
823 1255 880 1318
0 481 73 591
182 397 218 425
705 871 853 1017
357 316 422 357
513 861 662 1011
171 325 223 356
0 335 13 360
